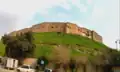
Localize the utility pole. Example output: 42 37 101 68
115 40 118 50
118 39 120 49
115 39 120 51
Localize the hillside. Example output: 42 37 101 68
33 32 109 64
0 41 5 56
0 32 110 64
34 32 107 49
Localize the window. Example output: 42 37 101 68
67 26 71 29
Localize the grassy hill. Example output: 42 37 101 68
32 32 109 64
0 32 109 64
0 41 5 56
34 32 107 49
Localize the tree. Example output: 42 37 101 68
1 31 35 60
1 34 16 57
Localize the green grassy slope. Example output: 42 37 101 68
0 41 5 56
34 32 107 49
33 32 108 58
0 32 108 58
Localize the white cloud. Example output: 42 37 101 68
0 0 71 30
0 12 17 34
0 0 119 48
0 0 88 31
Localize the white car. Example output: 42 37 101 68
17 64 36 72
44 68 52 72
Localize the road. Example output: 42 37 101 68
0 68 44 72
0 68 16 72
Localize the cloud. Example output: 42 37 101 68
0 0 71 30
0 12 17 36
0 0 119 48
0 0 89 30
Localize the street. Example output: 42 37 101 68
0 68 16 72
0 68 44 72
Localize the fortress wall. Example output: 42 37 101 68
9 22 103 43
78 27 83 36
47 22 66 33
79 28 88 37
66 23 79 34
91 31 102 43
31 22 67 33
78 27 92 38
31 23 50 32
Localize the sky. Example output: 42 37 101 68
0 0 119 48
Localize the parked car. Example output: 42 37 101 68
44 68 52 72
17 64 36 72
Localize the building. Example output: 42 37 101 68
9 22 103 43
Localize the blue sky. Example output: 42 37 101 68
0 0 119 48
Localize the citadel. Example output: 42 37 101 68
10 22 103 43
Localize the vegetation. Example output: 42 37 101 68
34 32 107 49
0 32 110 60
0 32 120 72
33 32 108 59
0 32 119 71
0 41 5 56
1 31 35 60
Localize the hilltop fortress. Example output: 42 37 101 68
10 22 103 43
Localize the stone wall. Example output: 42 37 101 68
66 22 79 34
31 22 66 33
9 22 103 43
91 31 103 43
31 22 49 32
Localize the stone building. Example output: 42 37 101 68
9 22 103 43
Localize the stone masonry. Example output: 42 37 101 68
10 22 103 43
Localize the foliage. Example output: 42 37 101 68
109 49 120 65
1 31 35 59
0 41 5 56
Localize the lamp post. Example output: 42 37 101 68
115 39 120 51
119 40 120 50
